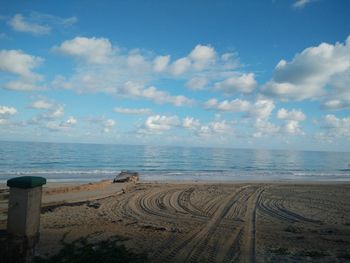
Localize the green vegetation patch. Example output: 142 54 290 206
34 236 149 263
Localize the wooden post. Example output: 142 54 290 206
4 176 46 263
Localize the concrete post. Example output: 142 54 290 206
5 176 46 263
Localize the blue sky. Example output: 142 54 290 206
1 0 350 151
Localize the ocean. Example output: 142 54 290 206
0 141 350 183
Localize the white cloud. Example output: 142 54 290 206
61 16 77 27
276 108 306 135
182 117 201 129
277 108 306 121
263 36 350 103
204 98 251 112
204 98 275 119
185 77 208 90
54 37 113 64
153 55 170 72
45 116 77 132
49 105 64 119
52 39 255 108
169 44 231 76
53 37 194 106
245 99 275 119
0 50 42 80
7 13 77 36
8 14 51 35
322 100 350 110
143 115 180 133
214 73 257 94
137 85 194 106
0 106 17 118
319 114 350 138
293 0 312 8
0 49 44 91
4 81 45 91
253 119 280 138
171 57 191 75
103 119 116 133
29 98 65 122
198 120 233 136
61 116 78 127
114 107 151 115
30 99 54 110
282 120 304 135
64 116 77 126
189 44 216 70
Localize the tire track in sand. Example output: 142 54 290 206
155 186 262 263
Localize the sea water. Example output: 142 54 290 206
0 141 350 183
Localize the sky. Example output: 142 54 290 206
0 0 350 151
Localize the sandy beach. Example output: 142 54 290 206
1 180 350 262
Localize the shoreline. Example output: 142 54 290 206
2 177 350 190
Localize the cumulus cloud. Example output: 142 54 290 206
54 37 114 64
153 55 170 72
114 107 151 115
0 106 17 124
46 116 77 132
204 98 275 119
28 98 65 124
0 106 17 116
185 77 208 90
318 114 350 138
168 44 237 78
253 119 280 138
52 38 254 107
0 50 42 80
103 119 116 133
138 114 234 138
322 100 350 110
282 120 304 135
63 116 77 126
49 105 64 119
214 73 257 94
262 36 350 106
276 108 306 135
141 115 180 133
139 85 193 106
53 37 194 106
0 49 44 91
171 57 191 75
182 117 201 129
277 108 306 121
197 120 233 136
30 99 54 110
245 99 275 119
204 98 251 112
189 44 216 70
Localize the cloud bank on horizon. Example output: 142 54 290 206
0 0 350 151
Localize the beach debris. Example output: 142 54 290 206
87 202 101 209
139 224 167 231
113 170 139 183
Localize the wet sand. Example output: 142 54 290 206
1 181 350 262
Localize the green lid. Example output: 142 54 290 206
7 176 47 189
